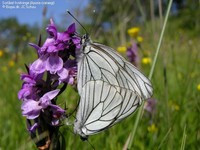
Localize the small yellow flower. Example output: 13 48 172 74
137 36 143 43
142 57 152 65
1 66 7 72
147 123 158 133
8 60 15 67
190 72 196 78
127 27 140 38
26 32 31 37
169 101 180 111
30 37 36 42
22 36 27 41
178 73 182 80
117 46 127 53
0 50 4 57
197 84 200 91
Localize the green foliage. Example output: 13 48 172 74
170 0 200 37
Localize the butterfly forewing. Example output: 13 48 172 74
77 42 152 98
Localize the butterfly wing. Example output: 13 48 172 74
77 42 152 99
74 80 141 138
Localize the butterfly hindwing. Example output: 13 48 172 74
74 80 141 137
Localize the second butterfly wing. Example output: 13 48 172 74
74 80 141 139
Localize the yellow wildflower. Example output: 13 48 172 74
8 60 15 67
142 57 152 65
137 36 143 43
197 84 200 91
22 36 27 41
30 37 36 42
117 46 127 53
0 50 4 57
169 101 180 111
190 72 196 78
127 27 140 38
177 73 182 80
26 32 31 37
147 123 158 133
1 66 7 72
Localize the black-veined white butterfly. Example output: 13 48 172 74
74 34 153 140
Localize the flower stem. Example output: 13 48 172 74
127 0 173 149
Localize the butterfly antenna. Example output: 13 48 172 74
66 10 88 34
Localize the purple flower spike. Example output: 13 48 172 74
18 19 81 147
127 43 139 66
144 98 157 115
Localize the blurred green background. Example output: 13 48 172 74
0 0 200 149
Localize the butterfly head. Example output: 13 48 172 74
81 34 91 45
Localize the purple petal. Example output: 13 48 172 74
72 37 81 48
56 42 66 50
63 59 77 68
29 43 41 51
51 119 59 126
40 89 60 108
21 100 42 119
50 104 65 116
42 89 60 100
144 98 157 113
126 43 139 65
46 21 57 39
67 23 75 34
30 55 48 74
18 87 31 100
49 104 65 126
57 68 69 81
46 55 63 74
20 74 36 84
57 32 70 42
68 77 75 85
47 45 58 53
28 123 39 133
42 38 55 52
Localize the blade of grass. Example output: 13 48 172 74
180 125 187 150
157 128 171 150
127 0 173 149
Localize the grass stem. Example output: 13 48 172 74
127 0 173 149
180 125 187 150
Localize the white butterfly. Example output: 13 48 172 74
74 34 153 140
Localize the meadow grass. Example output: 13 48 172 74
0 18 200 150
